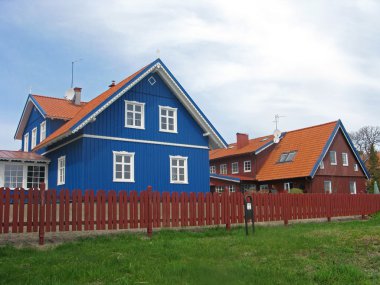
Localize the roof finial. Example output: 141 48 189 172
29 86 32 94
156 49 160 58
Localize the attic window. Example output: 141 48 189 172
278 151 297 163
148 76 156 86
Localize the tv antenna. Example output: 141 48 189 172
71 58 82 88
273 114 285 130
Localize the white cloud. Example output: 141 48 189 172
0 0 379 148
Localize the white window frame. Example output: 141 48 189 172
350 181 357 194
57 156 66 186
113 151 135 182
3 164 24 189
231 162 239 174
320 161 324 169
260 184 269 191
342 153 348 166
40 121 46 141
159 106 178 133
324 180 332 194
23 133 29 152
31 127 37 149
354 164 358 172
228 185 236 193
170 155 188 184
210 165 216 174
330 151 337 165
125 100 145 129
215 186 224 194
244 160 251 172
220 164 227 175
284 182 291 191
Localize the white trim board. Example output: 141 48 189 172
41 133 209 156
83 134 209 150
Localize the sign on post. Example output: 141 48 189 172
244 195 254 235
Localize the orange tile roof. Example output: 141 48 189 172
209 135 274 160
34 67 146 151
32 95 87 120
256 121 338 181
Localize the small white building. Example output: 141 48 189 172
0 150 49 189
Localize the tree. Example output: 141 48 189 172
349 126 380 158
367 144 380 193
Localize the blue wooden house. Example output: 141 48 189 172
1 59 227 193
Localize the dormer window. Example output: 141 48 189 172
159 106 177 133
40 121 46 141
31 127 37 149
278 151 297 163
125 101 145 129
23 133 29 152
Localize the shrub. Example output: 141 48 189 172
289 188 304 194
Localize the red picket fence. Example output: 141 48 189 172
1 184 380 245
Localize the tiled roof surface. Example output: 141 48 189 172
0 150 49 162
34 67 146 150
209 135 274 160
32 95 87 120
256 121 338 181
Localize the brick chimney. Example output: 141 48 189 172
73 87 82 105
108 80 116 88
236 133 249 149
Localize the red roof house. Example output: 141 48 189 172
209 120 369 194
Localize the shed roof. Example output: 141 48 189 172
0 150 49 162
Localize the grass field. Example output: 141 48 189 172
0 215 379 285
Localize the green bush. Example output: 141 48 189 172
289 188 304 194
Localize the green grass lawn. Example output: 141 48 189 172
0 215 379 285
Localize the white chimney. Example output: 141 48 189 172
73 87 82 105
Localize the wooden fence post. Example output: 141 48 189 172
147 186 153 237
39 183 46 245
283 193 288 226
225 188 230 231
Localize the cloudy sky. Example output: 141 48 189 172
1 0 379 150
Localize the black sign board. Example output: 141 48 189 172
244 195 255 235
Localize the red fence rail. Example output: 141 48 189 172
1 184 380 244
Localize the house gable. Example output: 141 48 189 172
14 95 46 140
310 120 369 179
34 59 227 151
82 71 208 146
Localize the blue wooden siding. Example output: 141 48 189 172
83 72 209 147
22 105 67 152
47 138 84 190
47 136 209 193
22 106 45 151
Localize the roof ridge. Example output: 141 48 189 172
32 94 88 104
284 120 338 134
